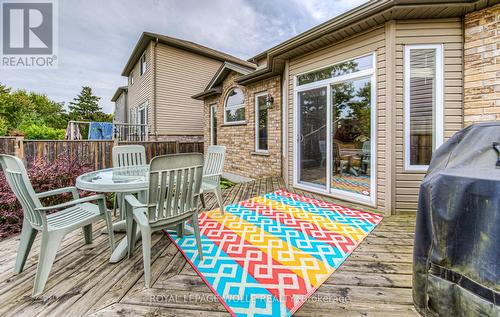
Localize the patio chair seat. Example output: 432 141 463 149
202 178 219 190
46 203 102 231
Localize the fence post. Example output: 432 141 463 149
14 136 24 159
175 141 180 154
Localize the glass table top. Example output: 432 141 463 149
76 165 149 192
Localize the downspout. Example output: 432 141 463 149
281 60 289 184
153 38 159 140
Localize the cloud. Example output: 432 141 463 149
0 0 368 114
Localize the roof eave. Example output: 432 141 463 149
191 87 222 100
121 32 256 77
241 0 487 83
111 86 128 102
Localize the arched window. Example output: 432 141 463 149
224 88 245 124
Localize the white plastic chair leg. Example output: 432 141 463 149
140 228 152 288
214 187 224 215
15 218 37 274
192 212 203 261
32 231 65 296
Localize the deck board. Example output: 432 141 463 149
0 177 418 316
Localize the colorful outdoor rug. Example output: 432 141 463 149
165 189 383 317
314 175 371 196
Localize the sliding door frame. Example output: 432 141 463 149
293 52 377 207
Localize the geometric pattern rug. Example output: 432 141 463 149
314 175 371 196
164 189 383 317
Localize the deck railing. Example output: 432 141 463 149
113 123 149 142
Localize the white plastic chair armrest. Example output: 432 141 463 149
36 186 80 200
36 194 106 212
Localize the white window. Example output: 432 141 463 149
210 104 217 145
138 103 148 125
224 88 245 124
140 53 147 76
404 44 444 171
255 92 268 152
137 102 148 141
129 71 134 85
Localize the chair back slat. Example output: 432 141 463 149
113 145 146 168
203 146 226 181
0 155 43 229
146 154 203 224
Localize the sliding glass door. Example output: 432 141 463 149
331 77 372 198
298 87 327 188
294 54 375 204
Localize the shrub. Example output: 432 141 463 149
220 178 235 189
20 123 65 140
0 155 93 239
0 116 7 136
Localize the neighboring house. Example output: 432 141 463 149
194 0 500 215
115 32 255 142
111 86 128 123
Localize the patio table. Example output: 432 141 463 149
76 165 192 263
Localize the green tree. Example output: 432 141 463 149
68 86 112 139
0 116 7 136
0 83 68 134
69 86 102 121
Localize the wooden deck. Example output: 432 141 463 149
0 177 418 316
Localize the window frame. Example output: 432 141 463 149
140 53 147 76
292 52 377 207
254 91 269 153
129 71 134 85
404 44 444 172
137 102 148 125
296 53 374 87
210 104 217 145
223 87 246 125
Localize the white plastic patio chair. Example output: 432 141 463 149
124 153 204 287
200 145 226 213
112 145 147 218
0 154 115 296
112 144 147 168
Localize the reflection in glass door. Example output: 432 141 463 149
331 77 372 197
298 87 327 188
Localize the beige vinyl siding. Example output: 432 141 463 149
394 18 464 213
286 26 387 211
114 92 127 123
127 43 153 123
155 44 222 135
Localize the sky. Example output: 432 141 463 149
1 0 368 114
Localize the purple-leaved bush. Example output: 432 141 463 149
0 155 95 240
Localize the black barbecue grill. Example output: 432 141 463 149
413 122 500 316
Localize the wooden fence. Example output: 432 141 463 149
0 138 204 170
0 137 17 156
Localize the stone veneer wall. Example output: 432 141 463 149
203 72 282 179
464 4 500 124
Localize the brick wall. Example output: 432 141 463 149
203 72 282 179
464 4 500 124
